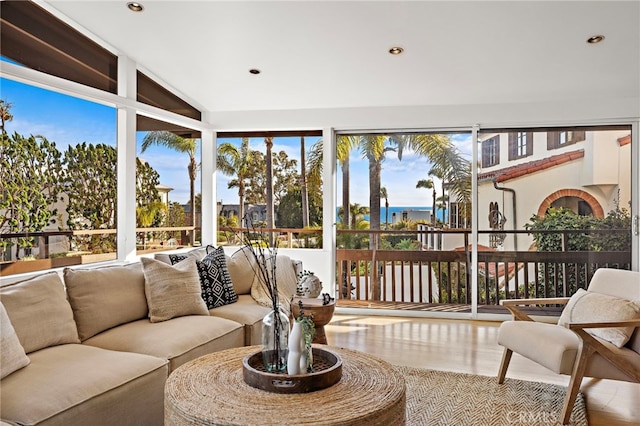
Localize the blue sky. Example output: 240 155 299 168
2 76 472 207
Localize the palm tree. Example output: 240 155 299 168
338 136 358 229
217 138 252 227
380 186 389 229
416 178 436 225
136 201 166 249
358 135 392 238
359 133 469 299
141 131 198 244
299 136 310 228
264 137 274 235
307 135 359 229
430 169 447 225
421 138 472 223
349 203 370 229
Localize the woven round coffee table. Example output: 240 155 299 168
165 345 406 426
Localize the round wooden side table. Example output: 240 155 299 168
290 297 335 344
165 345 406 426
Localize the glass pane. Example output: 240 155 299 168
216 134 323 248
335 131 473 307
1 77 117 275
477 126 632 309
136 120 201 253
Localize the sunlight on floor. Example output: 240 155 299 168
324 325 369 334
331 316 413 326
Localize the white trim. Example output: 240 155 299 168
201 121 216 246
0 61 210 133
116 55 137 262
471 125 480 318
632 121 639 271
323 128 337 298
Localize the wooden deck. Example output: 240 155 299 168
336 299 564 316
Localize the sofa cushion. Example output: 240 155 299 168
83 316 244 373
209 294 272 345
169 246 238 309
226 246 259 295
558 288 640 348
0 302 30 379
64 263 148 341
498 320 579 375
0 272 79 353
141 257 209 322
0 344 167 426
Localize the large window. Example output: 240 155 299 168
478 126 631 304
135 117 201 253
1 2 204 274
215 131 323 248
335 131 472 301
1 78 118 274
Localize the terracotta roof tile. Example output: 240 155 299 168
478 149 584 183
618 134 631 147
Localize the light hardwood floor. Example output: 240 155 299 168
325 314 640 426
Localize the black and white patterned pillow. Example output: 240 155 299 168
169 246 238 309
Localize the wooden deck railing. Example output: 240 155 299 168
336 248 630 305
336 228 631 306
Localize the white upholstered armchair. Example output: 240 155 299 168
496 268 640 425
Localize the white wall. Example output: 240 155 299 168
207 97 640 132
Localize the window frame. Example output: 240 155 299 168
547 130 586 150
481 136 500 167
508 131 533 160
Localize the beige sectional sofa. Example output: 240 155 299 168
0 246 300 426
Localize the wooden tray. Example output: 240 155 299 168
242 347 342 393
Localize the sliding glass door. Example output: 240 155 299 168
475 126 632 314
334 125 635 317
334 130 474 311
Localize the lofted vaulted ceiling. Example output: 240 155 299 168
37 1 640 114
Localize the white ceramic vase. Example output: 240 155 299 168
287 320 305 375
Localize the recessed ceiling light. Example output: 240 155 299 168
587 35 605 44
389 47 404 55
249 69 261 75
127 2 144 12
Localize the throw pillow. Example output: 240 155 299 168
0 272 80 353
250 252 299 316
155 246 210 265
0 302 30 379
169 246 238 309
558 288 640 348
140 257 209 322
226 246 260 294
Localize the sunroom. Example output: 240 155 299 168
1 1 639 425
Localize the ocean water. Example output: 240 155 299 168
338 206 447 223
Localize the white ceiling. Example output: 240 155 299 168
44 1 640 114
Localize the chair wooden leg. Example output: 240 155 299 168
561 342 593 425
497 348 512 384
